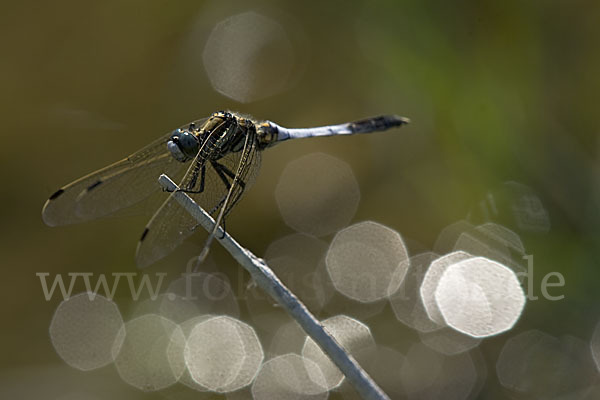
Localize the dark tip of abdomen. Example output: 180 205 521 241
140 228 149 241
87 180 103 191
386 115 410 126
49 188 64 200
395 115 410 125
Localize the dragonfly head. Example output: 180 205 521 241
167 128 200 162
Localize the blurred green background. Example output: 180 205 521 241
1 0 599 398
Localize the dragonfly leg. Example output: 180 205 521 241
198 165 206 193
211 161 246 190
208 195 227 215
180 165 206 194
206 161 247 216
219 218 227 239
215 161 248 216
209 160 247 214
210 161 232 190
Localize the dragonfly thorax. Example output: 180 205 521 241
167 128 200 162
203 112 255 158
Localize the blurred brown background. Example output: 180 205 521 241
1 0 599 399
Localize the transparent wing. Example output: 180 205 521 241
42 118 208 226
135 130 261 268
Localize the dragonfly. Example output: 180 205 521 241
42 111 409 268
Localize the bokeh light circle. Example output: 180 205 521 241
113 314 185 391
326 221 408 302
388 252 441 333
184 315 264 392
420 251 474 325
203 11 295 103
251 354 329 399
302 315 375 390
497 330 598 397
435 257 526 338
275 153 360 237
49 292 124 371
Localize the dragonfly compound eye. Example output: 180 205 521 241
167 129 200 162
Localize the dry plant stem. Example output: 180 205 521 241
158 174 390 400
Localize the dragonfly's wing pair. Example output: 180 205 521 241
42 118 230 260
135 126 262 268
41 125 197 227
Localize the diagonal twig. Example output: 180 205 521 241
158 174 390 400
